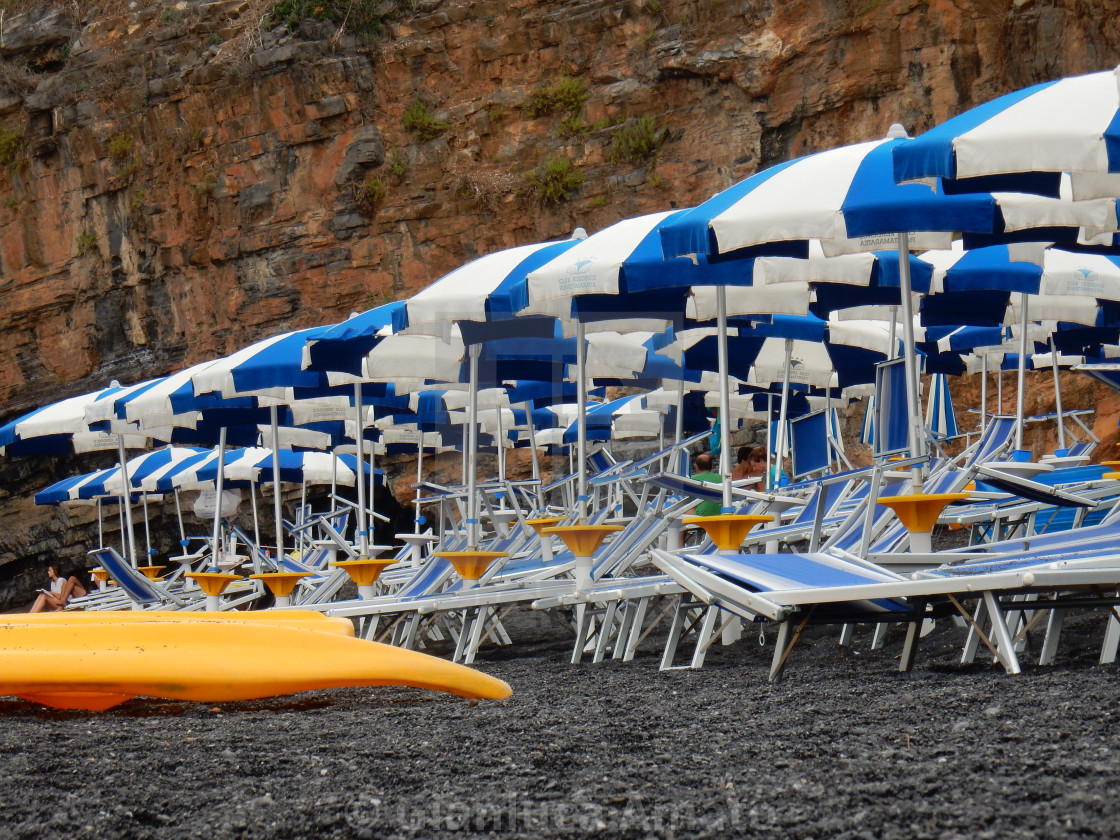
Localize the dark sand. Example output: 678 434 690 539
2 604 1118 839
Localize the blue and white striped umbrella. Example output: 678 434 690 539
924 373 959 441
303 301 407 381
893 67 1120 198
2 380 159 564
35 446 208 504
658 127 1117 470
35 467 122 505
1 380 151 457
659 128 1116 261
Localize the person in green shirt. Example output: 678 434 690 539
691 452 723 518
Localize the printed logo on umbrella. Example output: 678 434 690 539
559 259 599 293
1069 267 1103 296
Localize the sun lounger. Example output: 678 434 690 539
365 490 694 664
74 547 263 611
652 518 1120 680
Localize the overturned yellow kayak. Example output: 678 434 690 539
2 610 356 636
0 618 512 711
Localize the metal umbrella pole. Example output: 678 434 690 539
980 354 988 436
773 338 794 490
353 383 368 558
575 321 590 523
414 433 425 534
270 405 284 563
1050 333 1067 451
521 400 544 510
116 436 139 567
209 426 227 570
1013 295 1030 453
896 232 926 486
716 286 733 512
466 343 482 547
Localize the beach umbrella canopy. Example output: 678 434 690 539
35 467 125 505
659 128 1116 262
302 301 410 383
2 380 159 564
1 380 151 457
924 373 959 440
658 126 1117 473
76 446 209 499
396 238 584 339
892 66 1120 199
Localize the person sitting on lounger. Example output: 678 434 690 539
690 452 723 518
731 446 766 492
29 563 88 612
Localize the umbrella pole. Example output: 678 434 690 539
461 431 468 492
270 406 284 563
368 414 377 547
466 343 481 547
888 306 898 359
353 384 368 559
414 435 424 534
174 489 186 544
116 437 139 567
576 320 590 524
980 355 988 435
97 498 104 549
716 286 733 512
249 480 261 573
495 399 506 492
210 426 227 570
1050 334 1067 451
141 494 152 564
298 478 307 556
774 338 794 490
897 233 925 486
331 449 338 502
1014 296 1029 453
674 376 686 446
118 500 127 557
765 394 774 490
522 400 544 510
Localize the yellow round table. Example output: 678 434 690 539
185 572 242 611
434 551 508 588
542 524 625 588
681 514 774 552
331 558 398 599
876 493 970 553
249 571 312 607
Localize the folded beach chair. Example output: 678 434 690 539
372 490 695 664
944 464 1118 542
644 453 990 669
652 530 1120 680
291 519 545 637
73 547 264 611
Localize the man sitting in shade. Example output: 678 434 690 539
690 451 722 518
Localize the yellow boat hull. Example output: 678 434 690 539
1 610 355 636
0 618 512 710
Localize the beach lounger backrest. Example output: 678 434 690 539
396 556 456 598
873 358 910 458
89 546 173 606
791 410 832 479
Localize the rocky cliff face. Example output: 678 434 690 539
1 0 1118 604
